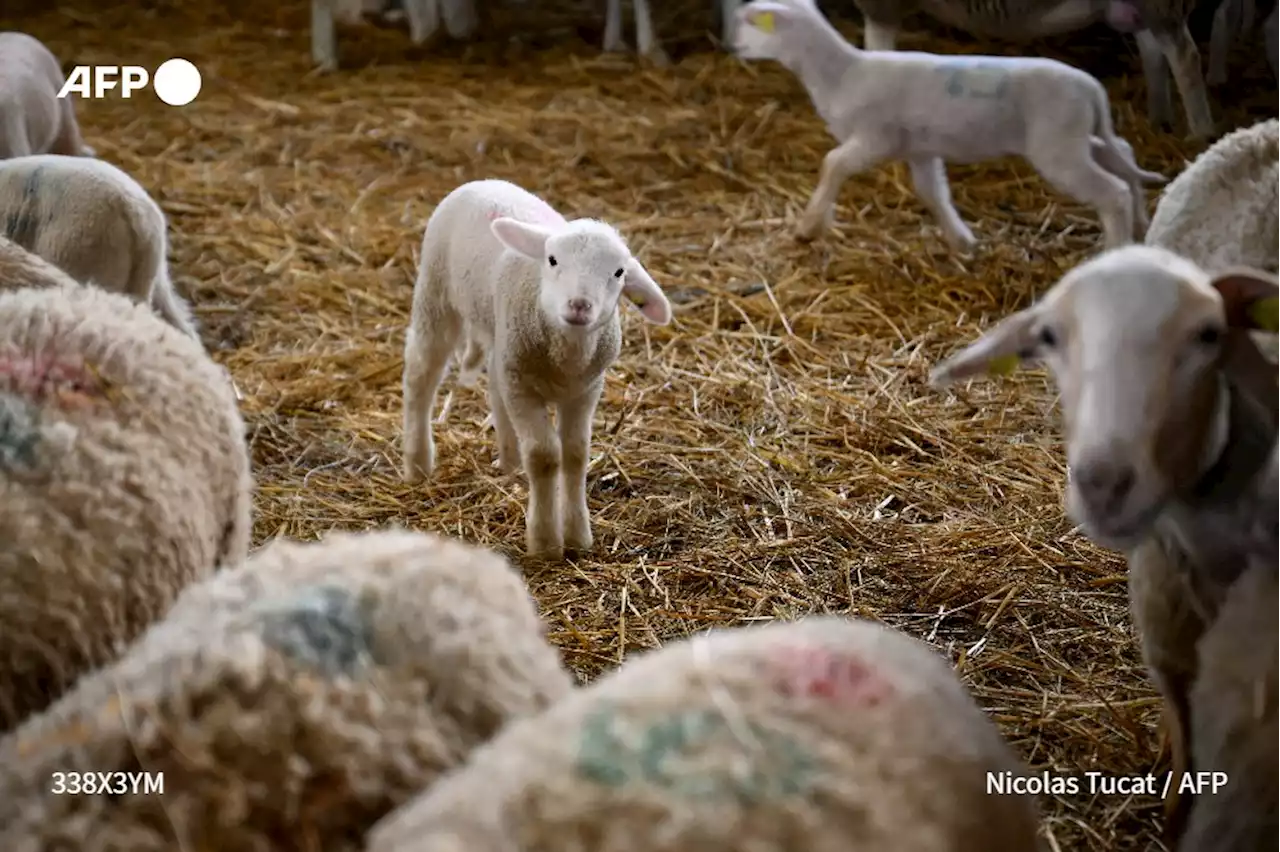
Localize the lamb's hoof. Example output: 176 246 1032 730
794 222 822 243
402 456 432 484
565 526 594 555
944 231 978 254
642 47 672 67
526 539 565 561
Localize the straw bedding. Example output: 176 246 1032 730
2 0 1276 849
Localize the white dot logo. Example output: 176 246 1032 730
152 58 202 107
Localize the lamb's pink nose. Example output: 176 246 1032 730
564 298 593 325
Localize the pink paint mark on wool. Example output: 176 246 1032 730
769 645 893 708
0 349 105 409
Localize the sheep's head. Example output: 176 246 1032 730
731 0 820 63
490 217 672 330
930 245 1278 551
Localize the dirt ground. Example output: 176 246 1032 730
3 0 1277 848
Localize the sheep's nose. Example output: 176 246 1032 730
568 298 592 314
1072 458 1137 512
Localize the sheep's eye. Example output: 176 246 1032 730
613 268 624 279
1195 324 1224 346
548 256 557 267
1037 326 1058 348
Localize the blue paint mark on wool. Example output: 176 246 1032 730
255 584 378 677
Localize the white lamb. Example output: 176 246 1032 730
401 179 673 560
730 0 1165 252
0 32 94 159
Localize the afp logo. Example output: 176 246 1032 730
58 58 202 107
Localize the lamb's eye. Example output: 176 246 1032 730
1038 326 1058 348
614 268 624 279
548 256 557 267
1195 324 1224 346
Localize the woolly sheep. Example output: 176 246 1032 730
0 32 94 159
1178 553 1279 850
0 234 81 291
401 179 672 559
0 528 575 849
730 0 1164 252
0 284 252 732
367 615 1042 852
824 0 1216 139
928 244 1278 841
0 154 202 344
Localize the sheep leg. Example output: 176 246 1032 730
488 365 521 475
1207 0 1243 86
558 383 601 554
403 0 441 44
634 0 670 65
604 0 625 51
906 156 976 252
51 98 93 157
1026 144 1133 249
1133 30 1175 131
1159 683 1194 842
440 0 479 39
795 136 887 242
505 388 564 559
1267 6 1278 80
1089 137 1150 240
312 0 340 71
862 19 898 51
718 0 742 46
1149 24 1216 139
401 316 460 484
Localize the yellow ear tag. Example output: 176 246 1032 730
754 11 776 32
988 354 1020 376
1248 296 1279 332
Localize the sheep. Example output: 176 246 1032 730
729 0 1164 253
0 283 252 733
311 0 476 71
0 234 82 291
604 0 669 63
1177 548 1279 850
401 179 672 560
1208 0 1280 86
0 32 94 159
813 0 1216 139
0 153 202 345
367 614 1042 852
928 244 1278 842
0 528 574 850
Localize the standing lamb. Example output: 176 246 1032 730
730 0 1164 252
366 615 1043 852
0 283 252 732
0 154 201 344
809 0 1217 139
0 32 94 159
928 244 1278 843
0 528 574 848
401 179 672 560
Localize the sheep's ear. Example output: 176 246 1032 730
622 259 673 325
928 309 1042 389
740 2 796 33
1211 267 1279 332
491 217 552 261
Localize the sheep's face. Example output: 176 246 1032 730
732 0 816 62
929 246 1278 552
491 218 632 331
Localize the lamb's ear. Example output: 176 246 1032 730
1211 267 1279 332
928 309 1042 389
491 218 553 261
739 1 798 33
622 259 673 325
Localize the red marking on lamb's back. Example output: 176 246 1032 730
0 348 105 409
769 644 894 707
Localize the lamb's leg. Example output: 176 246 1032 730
1089 137 1150 240
504 386 563 559
1134 30 1175 131
906 156 976 252
558 382 602 554
634 0 670 65
862 19 898 51
718 0 742 46
1267 6 1279 81
1150 24 1216 139
312 0 339 71
440 0 479 39
603 0 625 52
1027 143 1133 250
403 0 441 44
795 136 887 242
1207 0 1242 86
51 98 93 157
488 364 521 475
401 315 460 484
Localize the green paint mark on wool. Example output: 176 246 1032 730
0 392 41 470
255 584 379 677
576 704 821 802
